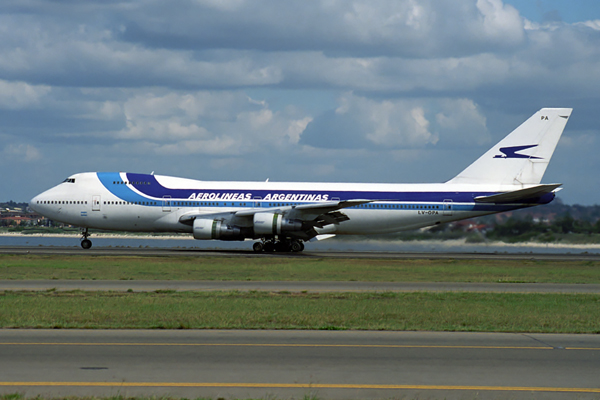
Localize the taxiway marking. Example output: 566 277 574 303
0 382 599 393
1 342 598 350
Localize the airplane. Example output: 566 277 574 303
30 108 572 252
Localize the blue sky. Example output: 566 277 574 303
504 0 600 23
2 0 600 205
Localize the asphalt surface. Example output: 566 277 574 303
1 330 599 400
3 245 600 261
2 279 600 293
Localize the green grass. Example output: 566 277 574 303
0 396 223 400
1 290 599 333
2 255 599 334
0 394 321 400
1 254 600 283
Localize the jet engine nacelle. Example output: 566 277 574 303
193 218 242 240
253 212 303 236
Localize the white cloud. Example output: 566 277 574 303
361 101 436 147
435 99 490 145
111 0 527 58
98 101 123 120
286 116 313 144
113 90 312 155
195 0 247 12
157 136 240 156
304 93 492 149
0 1 597 100
475 0 524 44
0 80 50 109
3 143 41 162
0 14 283 88
579 20 600 30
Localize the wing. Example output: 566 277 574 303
236 199 371 217
179 199 373 240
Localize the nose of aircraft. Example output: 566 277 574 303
29 188 54 215
29 194 41 213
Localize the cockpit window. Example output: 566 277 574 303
63 178 75 183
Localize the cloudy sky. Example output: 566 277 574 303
3 0 600 205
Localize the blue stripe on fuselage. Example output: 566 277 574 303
97 172 554 210
122 172 496 203
97 172 158 204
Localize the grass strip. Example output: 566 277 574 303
1 396 239 400
1 290 599 333
1 255 600 283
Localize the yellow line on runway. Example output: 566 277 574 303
564 347 600 350
0 382 599 393
0 342 563 350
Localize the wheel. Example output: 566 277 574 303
81 239 92 249
290 240 302 252
299 242 305 251
253 242 264 252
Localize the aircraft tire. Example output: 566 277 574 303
290 240 302 252
81 239 92 249
253 242 264 252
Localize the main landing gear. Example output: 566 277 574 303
80 228 92 249
253 239 305 253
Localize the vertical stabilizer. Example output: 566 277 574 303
447 108 572 186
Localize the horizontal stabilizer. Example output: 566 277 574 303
474 184 562 203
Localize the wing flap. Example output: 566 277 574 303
309 234 336 242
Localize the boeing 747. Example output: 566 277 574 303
30 108 572 252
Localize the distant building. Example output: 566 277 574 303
0 208 43 226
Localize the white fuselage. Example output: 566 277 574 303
30 172 546 239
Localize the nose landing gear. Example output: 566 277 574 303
80 228 92 249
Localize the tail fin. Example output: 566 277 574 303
447 108 572 186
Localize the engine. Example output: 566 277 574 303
253 212 303 236
193 218 244 240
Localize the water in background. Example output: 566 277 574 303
1 234 598 254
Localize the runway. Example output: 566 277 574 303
2 245 600 261
2 279 600 293
1 330 599 399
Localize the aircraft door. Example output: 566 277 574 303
92 195 101 211
443 199 453 216
162 195 171 212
